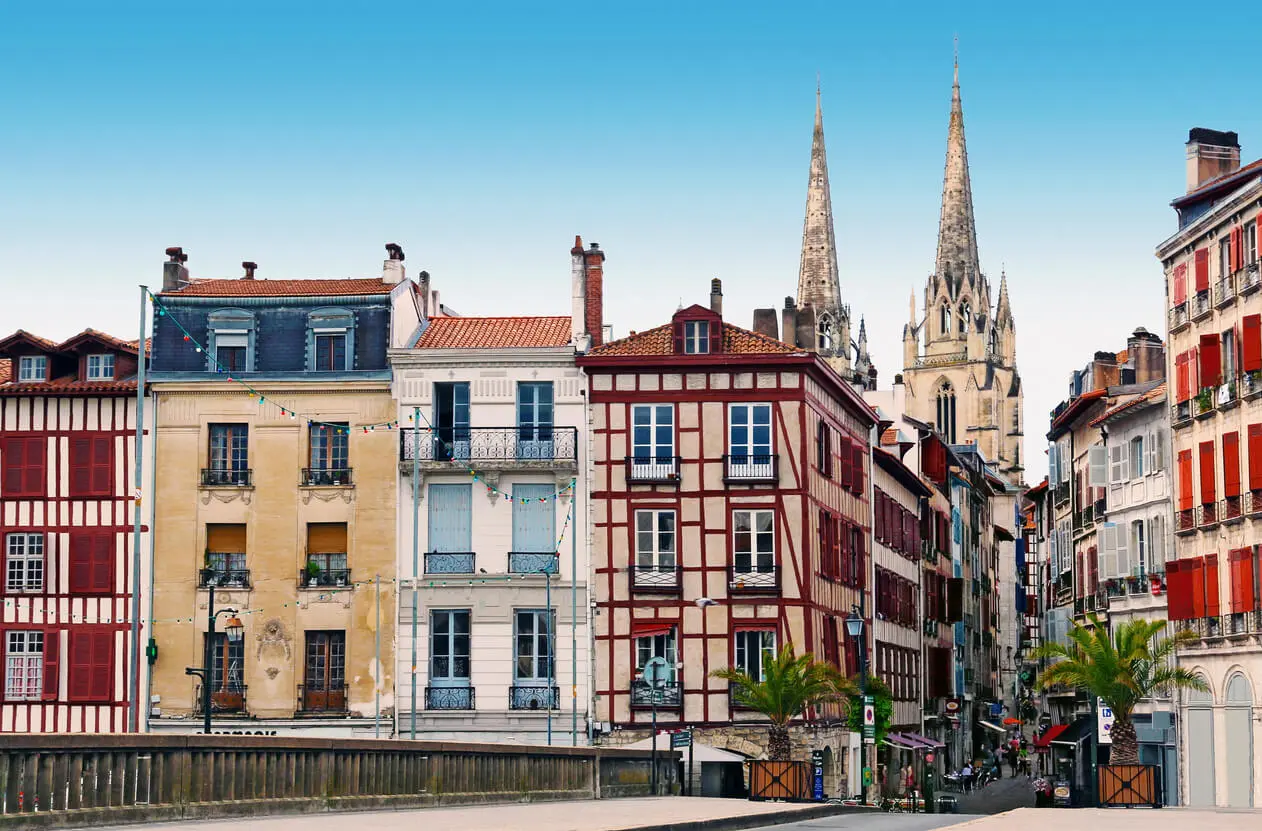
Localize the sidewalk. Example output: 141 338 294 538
935 807 1256 830
132 797 854 831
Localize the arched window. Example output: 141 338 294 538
939 303 951 336
817 313 834 351
989 327 998 355
935 381 957 444
958 302 971 336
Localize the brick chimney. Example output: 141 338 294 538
751 308 779 340
1186 128 1241 192
162 247 189 292
242 261 257 280
582 242 605 348
1127 327 1166 385
781 297 798 349
383 243 406 284
709 278 723 317
1092 350 1120 390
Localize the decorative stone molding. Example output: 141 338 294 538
300 487 354 505
200 487 252 506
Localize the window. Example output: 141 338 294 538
988 327 997 354
733 509 775 577
207 424 249 486
958 302 970 336
69 436 113 497
683 320 711 354
69 531 113 595
68 630 113 703
1131 520 1146 578
4 631 43 701
427 484 473 573
6 533 44 593
939 303 951 336
630 404 675 479
85 354 114 380
215 338 247 373
1148 515 1166 574
1129 436 1144 479
433 382 471 461
635 628 677 682
430 610 471 684
307 423 349 484
204 523 247 587
2 437 45 497
305 523 348 587
314 333 347 372
517 382 555 458
729 404 772 476
1221 236 1232 278
734 630 775 682
205 632 245 711
817 313 834 350
510 484 556 572
1248 222 1259 266
514 609 554 683
936 383 956 444
634 510 676 579
301 631 346 712
816 419 832 477
1223 328 1237 382
17 356 46 382
208 309 255 373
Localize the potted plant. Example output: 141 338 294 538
1195 387 1213 413
305 560 321 587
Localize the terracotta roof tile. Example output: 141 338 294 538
165 278 396 298
0 359 10 384
1089 381 1167 426
590 322 798 357
1173 156 1262 206
0 330 59 351
59 328 143 354
413 316 573 349
0 376 137 396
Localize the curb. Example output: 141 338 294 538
623 804 877 831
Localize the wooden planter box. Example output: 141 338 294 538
1099 763 1161 807
748 760 811 801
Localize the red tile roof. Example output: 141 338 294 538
58 328 143 354
589 322 798 357
0 330 59 352
0 377 137 396
165 278 396 297
1173 157 1262 207
0 359 10 384
413 316 573 350
1050 388 1107 432
1089 382 1167 427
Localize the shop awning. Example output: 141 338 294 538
1049 716 1095 749
887 733 934 750
1033 723 1069 750
901 731 946 749
978 720 1007 734
881 734 922 750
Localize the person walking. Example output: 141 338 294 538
961 761 973 793
1006 745 1018 778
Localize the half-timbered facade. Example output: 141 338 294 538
578 289 877 766
0 329 150 733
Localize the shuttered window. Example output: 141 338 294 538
1205 554 1221 617
1199 441 1217 505
850 443 864 495
68 437 113 498
1224 432 1242 498
68 531 113 595
1244 314 1262 374
67 630 113 703
2 437 45 498
428 484 472 552
1195 248 1210 292
1199 334 1222 389
512 484 555 555
1175 352 1191 402
1229 548 1257 614
1178 449 1194 511
838 435 853 490
1167 560 1192 621
1173 263 1188 305
1250 425 1262 493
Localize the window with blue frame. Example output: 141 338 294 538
516 382 554 459
207 309 255 374
510 484 556 573
426 484 473 573
307 308 355 372
433 382 470 461
429 609 471 696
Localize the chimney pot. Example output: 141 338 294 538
241 261 257 280
1186 127 1241 192
165 246 187 264
385 243 405 262
589 242 600 251
709 278 723 317
162 248 190 292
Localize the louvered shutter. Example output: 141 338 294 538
41 630 60 701
672 322 684 354
1175 353 1189 402
1115 524 1130 578
1110 443 1127 485
1173 264 1188 305
90 533 113 593
854 529 866 589
22 437 44 497
68 631 93 701
1205 554 1221 616
1242 547 1258 612
1099 524 1118 580
1 437 22 494
851 444 864 494
1229 549 1246 613
1177 449 1194 510
1224 432 1242 498
1195 248 1210 291
1199 334 1222 388
69 438 91 496
1199 441 1217 504
1166 560 1189 621
90 437 112 496
69 532 92 594
1251 425 1262 493
1232 226 1243 273
1089 445 1107 487
839 436 852 490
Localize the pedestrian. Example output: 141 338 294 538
1006 745 1018 778
1018 747 1030 778
904 764 917 809
961 761 973 793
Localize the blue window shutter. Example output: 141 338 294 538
512 484 555 552
428 484 472 552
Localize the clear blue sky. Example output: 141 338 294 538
3 1 1262 482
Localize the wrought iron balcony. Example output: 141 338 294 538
629 563 681 592
399 427 577 467
1215 276 1237 308
728 681 761 710
1248 490 1262 516
298 568 352 588
425 686 474 710
198 567 251 589
193 682 247 715
200 467 251 487
1222 496 1244 523
1198 502 1219 529
509 552 559 574
508 685 559 710
723 454 779 484
297 683 348 715
1242 263 1262 296
1245 371 1262 400
1191 290 1213 321
1169 303 1189 333
728 564 780 593
301 467 353 486
424 552 475 574
625 456 682 485
1175 508 1197 534
1171 402 1192 428
631 679 682 708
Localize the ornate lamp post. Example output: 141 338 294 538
185 584 245 735
844 606 872 805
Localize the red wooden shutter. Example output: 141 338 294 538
839 518 851 583
1224 432 1242 498
1245 315 1262 373
1189 557 1206 617
1250 425 1262 492
41 630 60 701
839 436 852 490
1199 334 1222 388
854 529 866 589
90 437 112 496
1205 554 1221 616
1088 546 1099 594
1166 560 1189 621
69 532 92 594
672 322 684 354
1232 227 1243 273
1175 353 1190 402
1178 449 1194 510
69 437 91 496
90 631 113 701
1229 549 1246 613
1173 264 1188 305
1195 248 1210 291
68 631 93 701
1199 440 1217 505
851 444 864 494
1242 547 1259 612
2 437 24 494
91 533 113 593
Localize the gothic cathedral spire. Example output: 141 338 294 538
933 56 982 298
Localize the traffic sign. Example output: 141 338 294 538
671 730 692 749
863 695 875 726
1097 698 1114 744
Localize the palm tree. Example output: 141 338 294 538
1033 614 1207 765
712 644 854 761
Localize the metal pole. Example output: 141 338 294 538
375 573 381 738
570 480 578 746
688 730 695 796
546 567 553 746
204 584 215 736
127 285 148 733
651 695 659 796
411 406 420 738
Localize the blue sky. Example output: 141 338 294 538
3 1 1262 482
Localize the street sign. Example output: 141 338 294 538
811 750 824 800
671 730 692 749
1097 698 1114 744
863 695 875 726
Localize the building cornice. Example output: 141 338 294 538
1155 177 1262 260
388 346 576 368
156 293 396 308
149 380 390 395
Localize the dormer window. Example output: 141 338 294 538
207 309 256 374
17 356 46 382
683 321 711 354
307 308 356 372
86 354 115 380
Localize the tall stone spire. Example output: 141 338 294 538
797 83 843 325
933 55 982 297
995 269 1013 325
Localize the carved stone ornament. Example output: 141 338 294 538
265 667 280 680
256 618 292 662
201 488 252 506
301 487 354 505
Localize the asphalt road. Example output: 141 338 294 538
755 813 982 831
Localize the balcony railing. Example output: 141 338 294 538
728 564 780 593
424 552 475 574
299 568 352 588
1191 290 1213 320
625 456 682 485
199 567 251 589
629 564 681 591
1215 276 1237 308
399 427 577 466
200 467 252 487
1176 508 1197 534
1171 402 1192 428
1242 263 1262 296
193 683 247 715
301 467 353 486
1194 389 1216 419
1198 502 1219 529
1248 490 1262 516
297 683 348 715
631 679 682 708
1245 371 1262 400
508 685 559 710
1052 484 1070 507
1169 303 1189 332
1222 496 1244 523
509 552 559 574
723 454 779 484
424 686 474 710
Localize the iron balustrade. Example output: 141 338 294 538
625 456 682 484
193 682 247 715
198 567 251 589
1171 402 1192 427
508 685 559 710
1198 502 1219 528
1243 263 1262 295
301 467 353 486
424 552 476 574
509 552 559 574
1191 290 1213 320
1176 508 1197 533
728 564 780 592
425 686 475 710
200 467 252 487
728 681 759 710
297 683 348 714
722 454 779 484
1169 304 1189 332
631 679 682 708
298 568 352 588
1215 276 1238 307
1248 490 1262 516
1223 496 1244 522
628 563 681 591
399 427 578 464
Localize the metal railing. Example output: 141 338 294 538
296 683 348 714
508 685 559 710
1191 290 1213 320
1194 389 1216 418
301 467 353 486
1175 508 1196 533
1169 304 1189 332
1215 275 1237 307
1222 496 1244 522
1249 490 1262 516
625 456 682 484
424 552 475 574
193 682 247 715
631 680 682 708
509 552 559 574
200 467 251 487
1198 502 1219 528
629 564 681 591
298 568 352 588
1242 263 1262 295
198 567 251 589
1171 402 1192 427
425 686 475 710
399 427 578 465
728 564 780 592
723 454 779 484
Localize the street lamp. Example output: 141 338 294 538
185 583 244 735
844 606 871 805
539 563 555 746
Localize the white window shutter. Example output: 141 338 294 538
1061 442 1071 483
1149 516 1165 571
1089 445 1108 487
1100 523 1118 580
1115 523 1130 578
1110 443 1128 485
1156 429 1167 472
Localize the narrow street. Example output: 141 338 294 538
952 771 1038 814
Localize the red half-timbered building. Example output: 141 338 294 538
578 292 877 758
0 329 149 733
